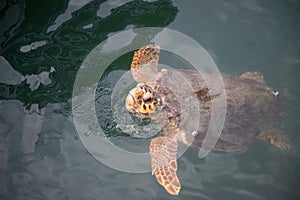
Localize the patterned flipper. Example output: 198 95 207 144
131 44 160 83
149 136 181 195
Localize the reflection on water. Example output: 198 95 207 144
47 0 94 33
0 0 178 106
0 0 25 50
0 0 300 199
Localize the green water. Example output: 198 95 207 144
1 0 300 199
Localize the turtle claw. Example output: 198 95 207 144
270 134 290 150
257 128 290 150
276 140 290 151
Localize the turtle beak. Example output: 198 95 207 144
126 88 138 112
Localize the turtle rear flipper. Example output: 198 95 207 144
257 128 290 150
239 71 266 84
150 136 181 195
131 44 160 83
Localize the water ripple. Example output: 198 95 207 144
18 153 43 165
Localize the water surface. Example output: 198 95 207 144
0 0 300 199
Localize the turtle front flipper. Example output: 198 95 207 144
149 136 181 195
131 44 160 83
257 128 290 150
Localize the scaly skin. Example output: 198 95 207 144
125 44 290 195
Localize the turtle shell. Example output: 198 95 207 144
155 69 282 152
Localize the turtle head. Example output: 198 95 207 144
126 83 162 116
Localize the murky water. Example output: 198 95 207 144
1 0 300 199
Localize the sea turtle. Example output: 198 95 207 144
125 44 290 195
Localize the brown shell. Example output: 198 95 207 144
156 69 282 151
